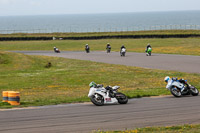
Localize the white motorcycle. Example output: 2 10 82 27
166 78 199 97
88 82 128 106
120 48 126 57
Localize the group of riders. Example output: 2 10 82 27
84 43 152 56
53 43 152 56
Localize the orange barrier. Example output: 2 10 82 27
8 91 20 105
2 91 10 102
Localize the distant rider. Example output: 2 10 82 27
54 46 57 51
145 43 152 52
85 44 90 53
106 43 111 53
120 45 126 52
54 46 60 53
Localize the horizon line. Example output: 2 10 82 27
0 10 200 17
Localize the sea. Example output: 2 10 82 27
0 11 200 34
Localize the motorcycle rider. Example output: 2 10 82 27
106 43 111 53
89 81 97 88
120 44 126 52
145 43 152 52
89 81 115 98
120 45 126 51
54 46 57 51
54 46 60 53
85 44 90 53
164 76 187 92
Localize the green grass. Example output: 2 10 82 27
0 38 200 56
0 51 200 108
1 30 200 37
94 124 200 133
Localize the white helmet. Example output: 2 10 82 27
164 76 170 83
86 44 88 46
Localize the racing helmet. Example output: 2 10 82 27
164 76 170 83
89 81 97 88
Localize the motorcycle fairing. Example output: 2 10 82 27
172 81 184 88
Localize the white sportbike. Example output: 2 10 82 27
120 48 126 56
166 78 199 97
88 82 128 106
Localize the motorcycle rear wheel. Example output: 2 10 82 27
189 86 199 96
116 93 128 104
90 94 104 106
170 87 181 97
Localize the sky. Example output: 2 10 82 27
0 0 200 16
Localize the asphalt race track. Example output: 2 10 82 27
13 51 200 73
0 96 200 133
1 51 199 133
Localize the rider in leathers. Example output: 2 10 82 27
165 76 188 92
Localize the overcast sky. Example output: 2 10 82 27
0 0 200 16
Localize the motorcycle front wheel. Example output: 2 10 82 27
116 92 128 104
170 87 181 97
149 52 151 56
90 94 104 106
189 86 199 96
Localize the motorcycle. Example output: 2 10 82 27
88 82 128 106
106 46 111 53
85 46 90 53
54 48 60 53
146 47 152 56
167 78 199 97
120 48 126 56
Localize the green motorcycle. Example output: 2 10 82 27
146 47 152 56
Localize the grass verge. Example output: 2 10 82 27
0 51 200 108
1 30 200 37
0 38 200 56
93 124 200 133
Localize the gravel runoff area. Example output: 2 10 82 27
12 51 200 74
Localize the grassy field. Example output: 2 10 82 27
0 38 200 56
0 51 200 108
1 30 200 37
94 124 200 133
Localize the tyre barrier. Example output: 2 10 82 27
7 91 20 105
2 91 10 102
0 34 200 41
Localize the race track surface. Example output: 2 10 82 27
3 51 199 133
0 96 200 133
13 51 200 73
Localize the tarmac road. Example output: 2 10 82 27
0 96 200 133
13 51 200 73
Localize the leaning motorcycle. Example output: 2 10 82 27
54 48 60 53
167 79 199 97
88 82 128 106
146 47 152 56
